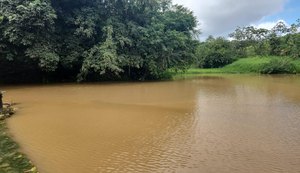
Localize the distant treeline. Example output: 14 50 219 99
196 20 300 68
0 0 199 83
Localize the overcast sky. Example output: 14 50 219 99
173 0 300 40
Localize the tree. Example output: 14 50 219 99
0 0 58 72
196 37 235 68
0 0 199 82
78 25 123 81
229 20 300 58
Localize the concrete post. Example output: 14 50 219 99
0 92 3 112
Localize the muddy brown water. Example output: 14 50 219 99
2 75 300 173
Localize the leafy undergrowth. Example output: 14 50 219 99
0 121 38 173
224 56 300 74
294 60 300 72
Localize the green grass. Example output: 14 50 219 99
170 68 224 80
172 56 300 79
224 56 271 73
0 120 38 173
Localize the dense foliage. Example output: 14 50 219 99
196 36 235 68
0 0 199 83
260 57 297 74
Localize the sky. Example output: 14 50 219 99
173 0 300 40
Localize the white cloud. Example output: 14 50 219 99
173 0 287 39
252 20 288 30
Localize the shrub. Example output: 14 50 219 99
196 37 236 68
260 57 297 74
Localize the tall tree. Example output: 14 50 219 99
0 0 199 82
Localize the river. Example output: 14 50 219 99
3 75 300 173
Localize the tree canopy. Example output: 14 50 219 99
0 0 199 82
229 20 300 59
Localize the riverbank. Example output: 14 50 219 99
172 56 300 79
0 115 38 172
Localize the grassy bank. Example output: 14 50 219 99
0 120 38 173
172 56 300 79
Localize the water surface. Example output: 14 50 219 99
4 75 300 173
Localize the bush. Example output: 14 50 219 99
196 37 236 68
260 57 297 74
201 52 235 68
